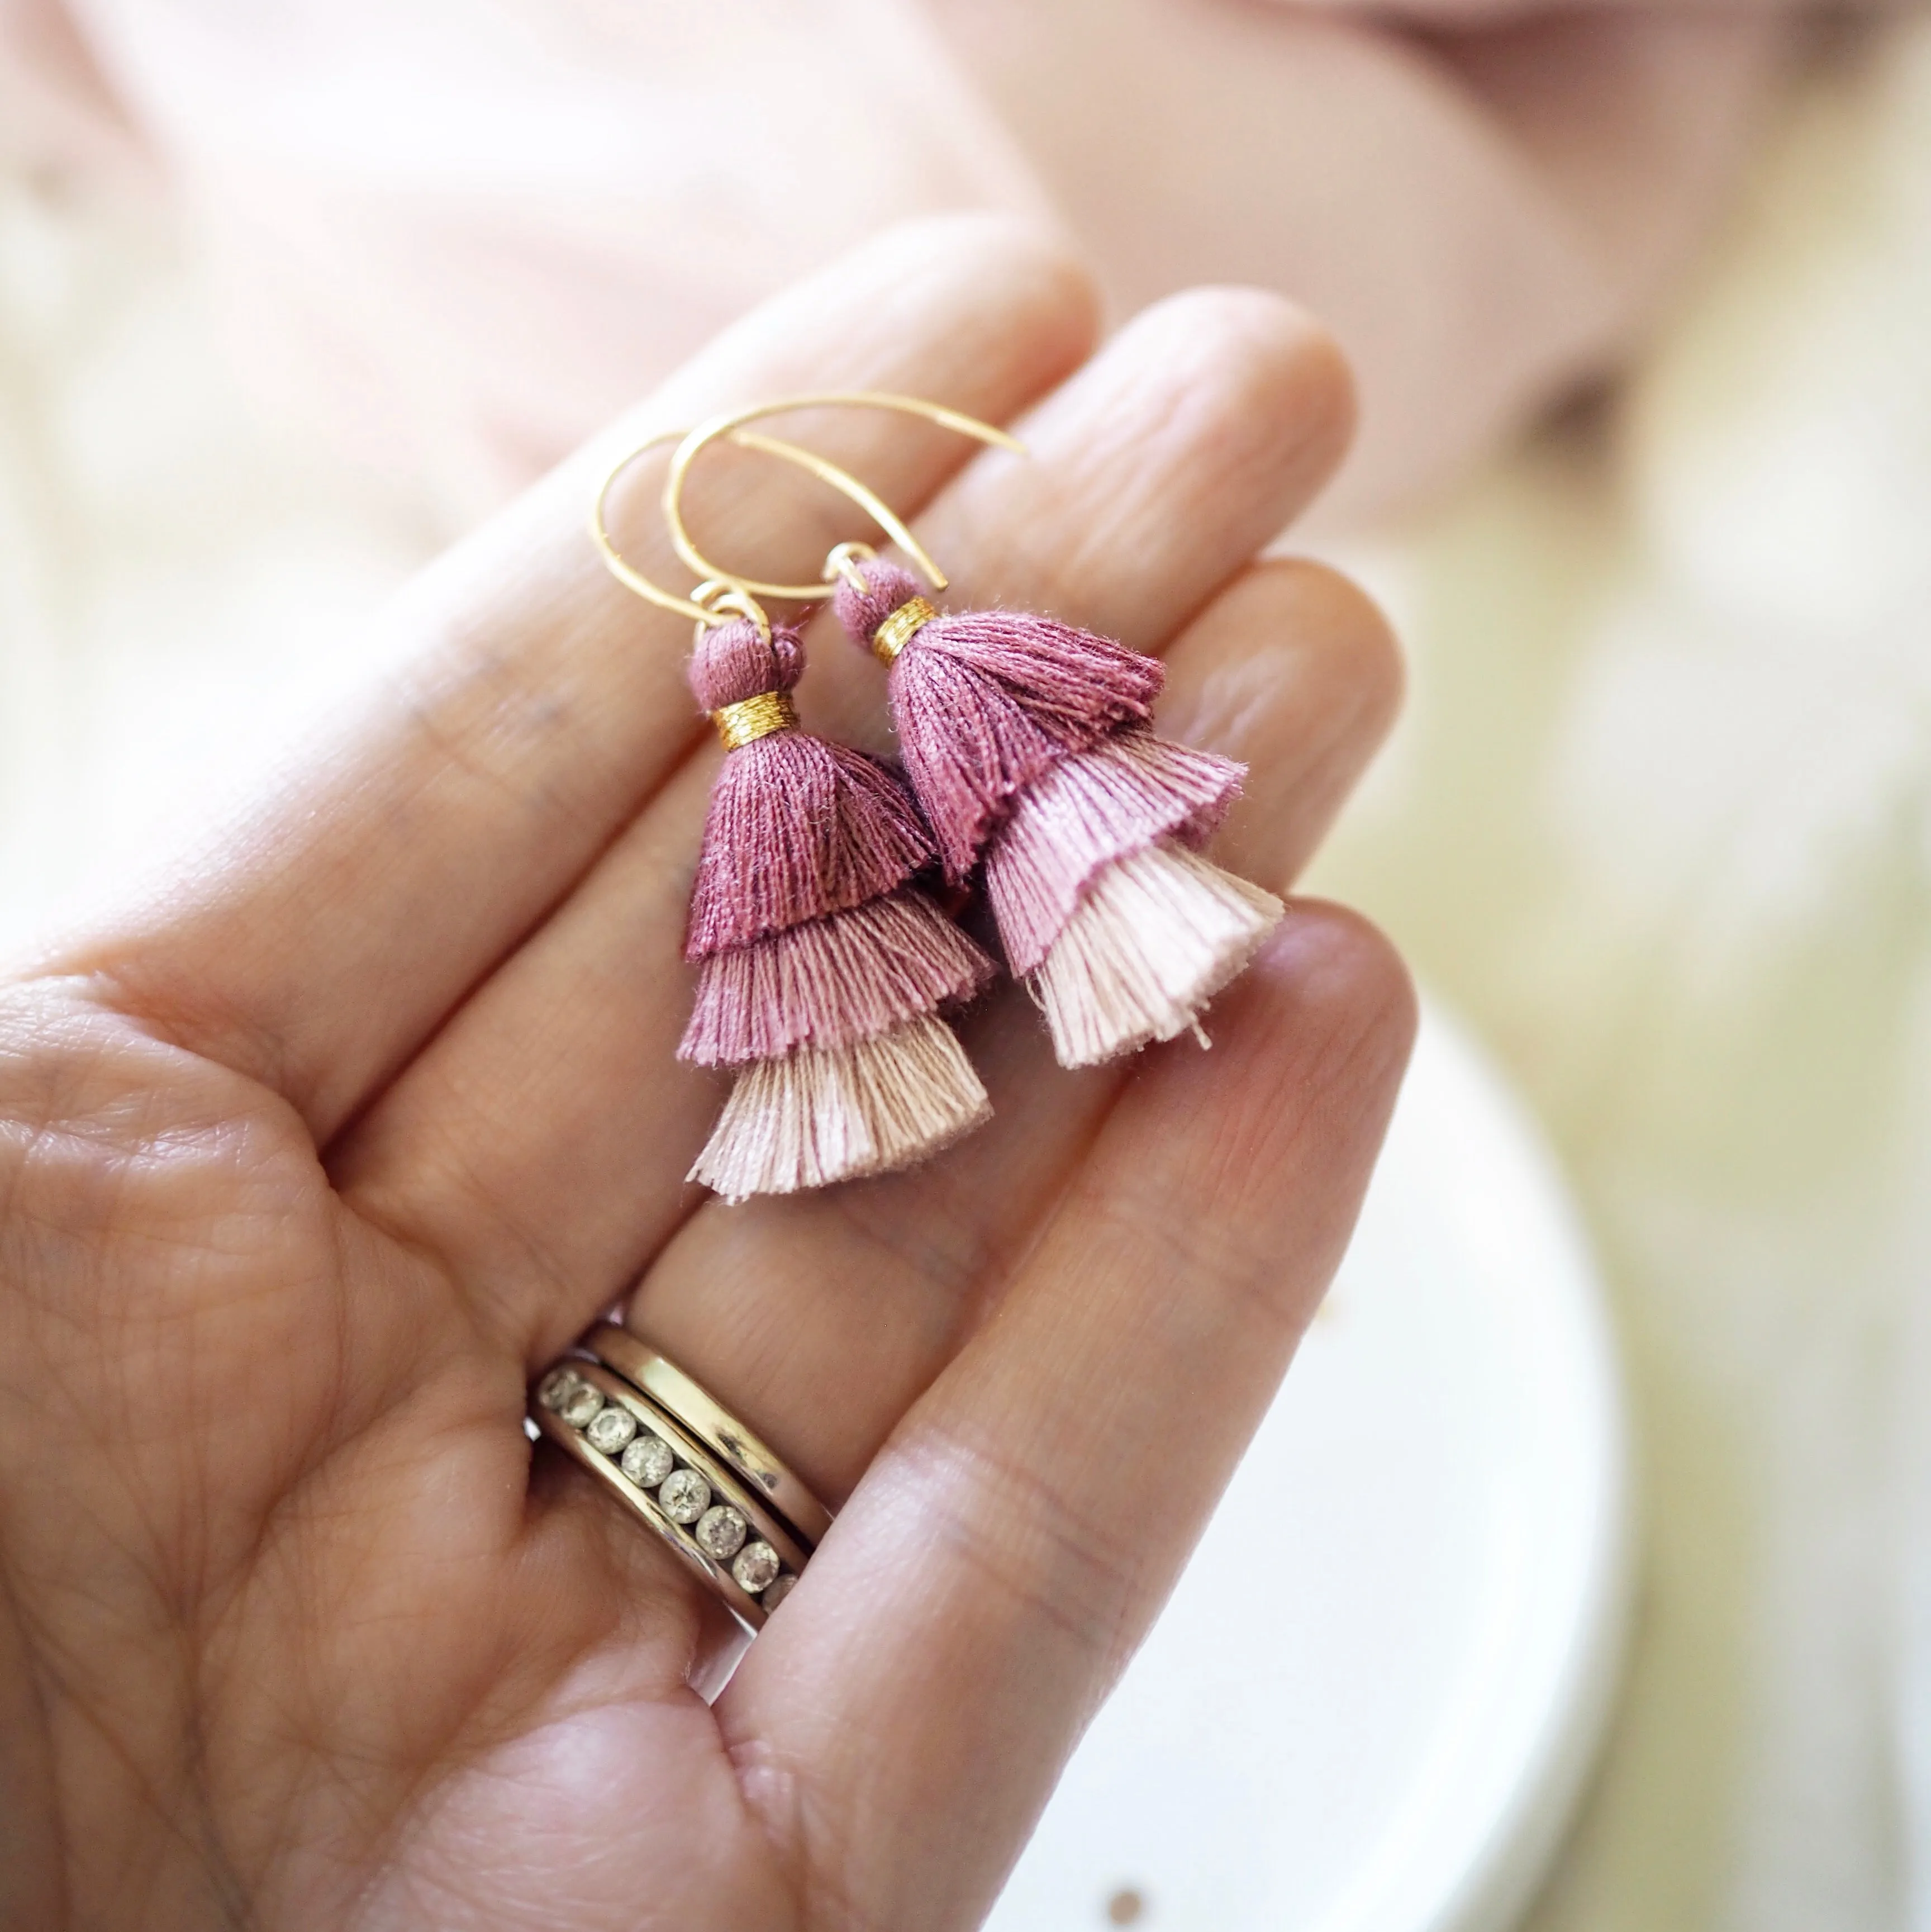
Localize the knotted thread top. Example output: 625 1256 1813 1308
688 618 804 712
833 561 928 645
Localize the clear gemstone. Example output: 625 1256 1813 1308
559 1383 606 1427
658 1468 711 1524
620 1435 675 1489
536 1367 581 1412
695 1505 748 1560
732 1541 781 1593
584 1404 638 1455
760 1573 796 1612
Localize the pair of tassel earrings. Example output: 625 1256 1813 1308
592 393 1284 1203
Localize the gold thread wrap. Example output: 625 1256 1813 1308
872 596 938 664
711 690 797 751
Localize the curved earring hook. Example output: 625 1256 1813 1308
662 392 1026 604
589 428 772 639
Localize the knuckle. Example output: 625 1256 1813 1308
1140 287 1358 473
1274 558 1405 735
898 1426 1151 1678
1285 904 1419 1071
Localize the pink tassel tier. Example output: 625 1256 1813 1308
835 562 1283 1067
835 561 1162 881
682 887 993 1067
680 618 994 1201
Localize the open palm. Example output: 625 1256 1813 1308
0 220 1411 1931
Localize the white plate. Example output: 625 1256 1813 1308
986 1002 1630 1932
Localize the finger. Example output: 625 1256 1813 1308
717 908 1416 1931
1160 556 1403 887
921 289 1356 642
795 286 1355 758
51 217 1098 1140
331 301 1370 1365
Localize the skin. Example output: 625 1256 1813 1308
0 217 1414 1931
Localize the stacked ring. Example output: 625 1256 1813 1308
531 1327 830 1631
585 1325 834 1551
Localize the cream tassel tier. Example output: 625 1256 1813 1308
688 1014 992 1203
975 728 1283 1068
1025 842 1283 1067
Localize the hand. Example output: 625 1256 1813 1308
0 219 1412 1931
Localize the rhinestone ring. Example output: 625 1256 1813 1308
531 1328 829 1631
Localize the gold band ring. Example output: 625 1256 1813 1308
586 1324 834 1550
531 1334 830 1630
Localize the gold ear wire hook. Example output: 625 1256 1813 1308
722 430 950 594
662 392 1026 603
589 429 772 642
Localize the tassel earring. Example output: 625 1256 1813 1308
592 434 995 1203
660 395 1284 1069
